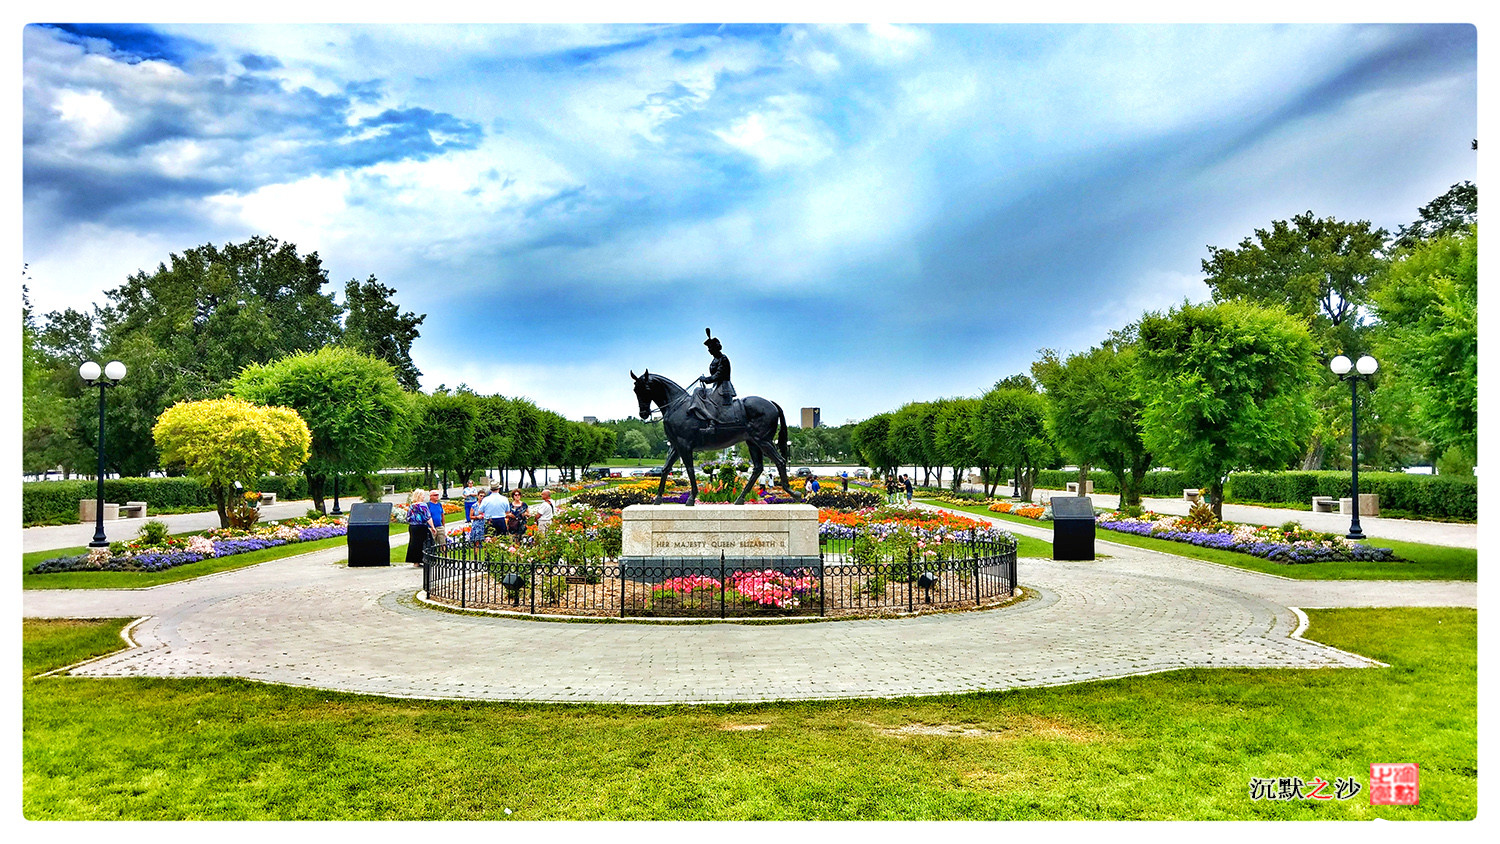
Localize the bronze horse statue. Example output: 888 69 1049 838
631 369 795 505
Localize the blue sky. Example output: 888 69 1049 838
21 21 1478 423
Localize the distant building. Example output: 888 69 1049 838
800 407 821 428
582 416 599 425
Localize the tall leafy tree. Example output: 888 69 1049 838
509 399 549 487
36 236 348 475
619 429 652 462
1201 211 1388 468
404 390 475 494
342 275 426 391
1032 343 1154 506
977 387 1053 503
454 391 506 484
1135 301 1319 518
1391 181 1477 251
851 413 897 476
1370 227 1478 465
934 399 985 493
232 347 408 513
152 396 311 527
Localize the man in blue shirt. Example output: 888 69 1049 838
427 489 447 546
476 484 511 539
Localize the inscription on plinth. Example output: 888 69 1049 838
621 504 819 580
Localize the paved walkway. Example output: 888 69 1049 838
22 505 1475 704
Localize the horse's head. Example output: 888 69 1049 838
630 369 654 419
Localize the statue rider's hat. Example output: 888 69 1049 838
704 327 721 349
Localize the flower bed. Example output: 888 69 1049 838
1095 511 1401 563
29 516 350 575
987 500 1047 520
817 506 1012 545
650 569 819 610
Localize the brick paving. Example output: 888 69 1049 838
22 507 1475 703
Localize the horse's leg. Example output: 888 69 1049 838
737 441 763 505
654 448 679 504
681 451 698 506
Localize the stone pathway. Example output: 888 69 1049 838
23 506 1475 704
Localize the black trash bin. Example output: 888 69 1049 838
1051 496 1096 561
347 502 393 567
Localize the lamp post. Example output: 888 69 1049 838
79 360 127 548
1329 354 1378 539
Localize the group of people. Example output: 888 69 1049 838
885 473 914 505
403 483 558 566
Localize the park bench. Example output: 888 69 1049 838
1182 488 1202 503
118 501 147 519
1340 494 1380 517
258 492 277 505
77 499 118 522
1066 481 1094 494
382 484 396 495
1311 496 1337 513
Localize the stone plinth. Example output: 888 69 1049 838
621 504 820 580
1339 494 1380 517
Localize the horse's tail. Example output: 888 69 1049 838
773 401 789 463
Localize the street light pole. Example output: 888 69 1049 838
1329 354 1379 540
79 360 127 548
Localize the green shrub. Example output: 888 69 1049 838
137 520 170 545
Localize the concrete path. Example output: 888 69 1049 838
22 504 1475 704
961 484 1476 548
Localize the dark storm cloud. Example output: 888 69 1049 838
23 25 483 226
44 23 211 64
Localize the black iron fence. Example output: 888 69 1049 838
422 531 1017 619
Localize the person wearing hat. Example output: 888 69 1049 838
689 328 736 427
476 483 511 539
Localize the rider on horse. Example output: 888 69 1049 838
689 328 737 429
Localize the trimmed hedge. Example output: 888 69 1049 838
1033 469 1207 497
1030 468 1476 520
23 475 311 525
1226 472 1477 520
22 470 438 525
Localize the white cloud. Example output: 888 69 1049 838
50 88 128 147
711 94 836 169
205 173 350 251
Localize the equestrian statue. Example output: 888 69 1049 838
631 328 795 506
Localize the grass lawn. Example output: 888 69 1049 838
22 523 406 591
919 498 1476 581
21 607 1474 820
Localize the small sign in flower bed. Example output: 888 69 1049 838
29 516 349 575
1095 510 1401 563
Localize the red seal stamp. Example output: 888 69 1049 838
1370 763 1419 805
